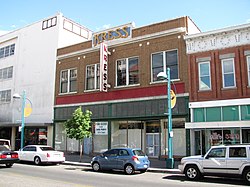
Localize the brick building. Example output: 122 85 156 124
54 16 200 158
185 23 250 155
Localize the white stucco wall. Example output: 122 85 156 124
0 13 91 125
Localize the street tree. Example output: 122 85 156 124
64 107 92 161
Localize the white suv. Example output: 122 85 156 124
178 144 250 184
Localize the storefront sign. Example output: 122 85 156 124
100 43 108 92
95 122 108 135
92 24 132 47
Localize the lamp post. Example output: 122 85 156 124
13 90 26 149
157 67 174 169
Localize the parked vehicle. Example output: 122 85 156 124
0 145 19 167
0 139 11 149
17 145 65 165
91 148 150 175
178 144 250 184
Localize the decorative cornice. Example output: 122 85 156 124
184 23 250 54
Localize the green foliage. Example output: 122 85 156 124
64 107 92 140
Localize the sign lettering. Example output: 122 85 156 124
92 24 132 47
100 43 108 92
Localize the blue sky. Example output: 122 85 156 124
1 0 250 35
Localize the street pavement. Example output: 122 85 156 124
64 153 181 174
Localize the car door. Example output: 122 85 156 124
227 146 248 174
100 149 118 169
19 146 30 161
116 149 130 169
202 147 227 174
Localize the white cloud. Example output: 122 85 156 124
247 18 250 23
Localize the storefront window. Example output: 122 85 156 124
204 128 240 152
242 129 250 143
111 121 127 148
222 106 239 121
93 122 108 153
206 107 221 122
25 127 47 146
55 123 66 151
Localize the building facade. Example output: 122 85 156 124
185 23 250 155
0 13 92 150
54 17 200 158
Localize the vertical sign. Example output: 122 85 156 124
100 43 108 92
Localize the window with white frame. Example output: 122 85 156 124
198 62 211 90
247 56 250 86
116 57 139 87
151 50 178 82
0 66 13 81
0 90 11 103
60 68 77 94
0 44 15 59
86 64 100 90
222 58 235 88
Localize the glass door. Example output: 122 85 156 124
146 121 160 157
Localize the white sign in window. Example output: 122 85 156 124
95 122 108 135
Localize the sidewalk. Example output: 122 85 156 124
63 153 181 174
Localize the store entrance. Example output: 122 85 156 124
146 121 160 157
194 130 205 155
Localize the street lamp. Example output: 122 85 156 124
13 90 32 149
157 67 174 169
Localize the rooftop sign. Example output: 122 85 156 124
92 23 133 47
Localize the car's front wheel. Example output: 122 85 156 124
124 164 135 175
34 156 41 165
243 168 250 184
92 162 100 172
6 163 13 168
184 165 201 180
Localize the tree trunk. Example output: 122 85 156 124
79 140 83 162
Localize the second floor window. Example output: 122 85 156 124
60 69 77 94
0 66 13 80
222 58 235 88
86 64 100 90
198 62 211 90
0 90 11 103
116 57 139 87
0 44 15 59
151 50 178 82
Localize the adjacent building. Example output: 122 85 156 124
0 13 92 150
185 23 250 155
54 16 200 158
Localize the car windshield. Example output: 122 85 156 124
133 149 145 156
40 147 55 151
0 145 10 151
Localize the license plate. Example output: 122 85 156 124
7 155 11 158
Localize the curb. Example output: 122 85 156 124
62 161 181 174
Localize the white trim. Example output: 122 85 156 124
189 98 250 108
221 58 236 88
151 49 179 82
198 61 211 91
185 121 250 129
55 93 189 108
247 55 250 87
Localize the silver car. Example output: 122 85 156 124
91 148 150 174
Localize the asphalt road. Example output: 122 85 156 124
0 163 248 187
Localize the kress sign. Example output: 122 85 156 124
92 23 133 47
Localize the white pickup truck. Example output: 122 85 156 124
178 144 250 184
